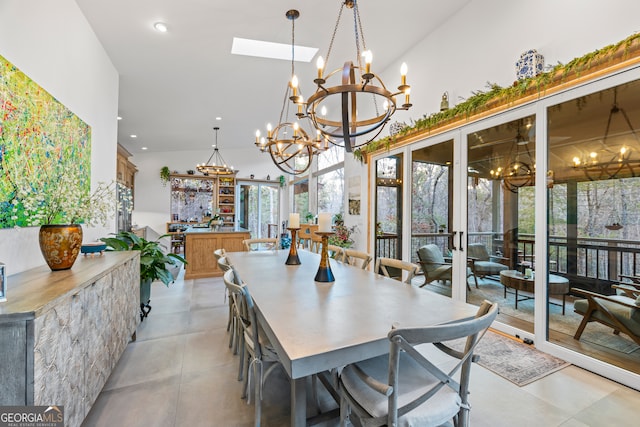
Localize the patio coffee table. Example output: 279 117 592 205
499 270 570 314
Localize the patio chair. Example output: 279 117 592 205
416 244 453 286
375 257 420 284
242 238 278 251
466 243 509 288
416 244 474 291
338 300 498 427
613 281 640 298
343 248 373 270
572 287 640 346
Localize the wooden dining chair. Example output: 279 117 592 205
242 238 278 251
327 244 345 262
298 223 318 250
218 256 240 347
213 247 226 261
309 231 323 253
237 280 283 426
222 269 246 382
338 300 499 427
374 257 420 284
343 248 372 270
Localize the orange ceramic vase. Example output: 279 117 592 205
38 224 83 271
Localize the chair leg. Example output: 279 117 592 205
340 396 351 426
253 361 263 427
574 304 596 340
241 352 250 399
237 335 245 381
228 315 235 350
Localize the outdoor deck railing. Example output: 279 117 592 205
375 231 640 291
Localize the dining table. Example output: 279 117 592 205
225 249 480 426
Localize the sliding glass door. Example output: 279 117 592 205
547 79 640 375
238 181 280 239
410 139 453 295
466 115 536 330
375 153 403 261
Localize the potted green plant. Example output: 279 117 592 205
305 212 315 224
329 224 357 248
160 166 171 186
101 231 186 320
9 162 116 270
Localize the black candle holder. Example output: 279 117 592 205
314 231 335 282
285 227 301 265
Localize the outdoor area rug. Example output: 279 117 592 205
455 329 571 387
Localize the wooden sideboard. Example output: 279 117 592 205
0 252 140 427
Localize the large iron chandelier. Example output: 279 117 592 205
489 122 535 193
292 0 412 152
254 9 327 175
196 127 236 176
572 88 640 181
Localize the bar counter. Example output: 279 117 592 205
183 226 250 279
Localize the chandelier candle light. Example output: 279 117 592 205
293 0 412 152
314 212 335 282
196 127 236 176
286 212 301 265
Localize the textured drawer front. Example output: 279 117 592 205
33 292 85 427
84 275 112 407
0 320 29 405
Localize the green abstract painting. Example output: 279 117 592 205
0 53 91 228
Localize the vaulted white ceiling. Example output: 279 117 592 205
76 0 470 155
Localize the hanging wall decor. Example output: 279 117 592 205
0 54 91 228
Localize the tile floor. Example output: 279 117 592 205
82 271 640 427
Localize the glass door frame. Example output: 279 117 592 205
236 179 281 239
461 106 539 340
366 67 640 390
531 69 640 388
370 144 408 264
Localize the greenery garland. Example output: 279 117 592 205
353 33 640 162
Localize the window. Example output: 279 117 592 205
316 145 345 214
293 178 309 215
317 169 344 213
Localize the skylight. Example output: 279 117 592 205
231 37 317 62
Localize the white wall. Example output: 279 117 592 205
0 0 119 274
385 0 640 127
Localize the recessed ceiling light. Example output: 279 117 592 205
141 147 148 150
231 37 317 62
153 22 168 33
130 134 137 138
117 116 122 120
215 117 222 121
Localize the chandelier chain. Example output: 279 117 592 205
351 1 380 115
353 1 365 70
325 1 347 67
278 12 297 127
